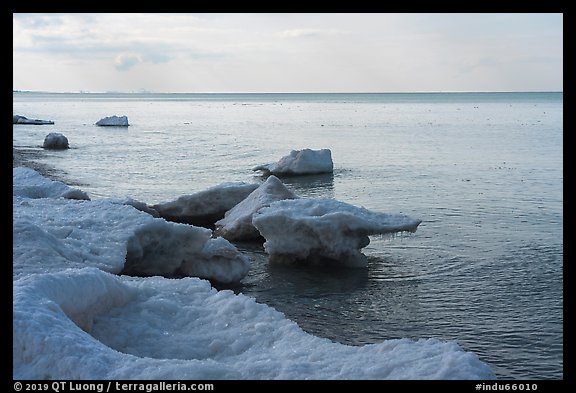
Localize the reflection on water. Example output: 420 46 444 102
231 243 368 295
235 247 423 346
265 259 369 296
230 234 563 379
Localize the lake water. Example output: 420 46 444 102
12 91 563 379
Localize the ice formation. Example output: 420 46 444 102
12 167 495 380
153 182 259 227
253 198 422 266
13 268 496 379
95 115 129 126
253 148 334 176
117 197 160 217
42 132 69 150
214 176 297 240
13 167 250 283
13 115 54 125
13 167 89 200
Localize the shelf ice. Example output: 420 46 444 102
12 167 495 380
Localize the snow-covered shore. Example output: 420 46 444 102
13 167 250 283
13 166 495 380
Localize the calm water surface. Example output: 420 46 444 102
13 92 563 379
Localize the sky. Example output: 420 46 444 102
13 13 563 93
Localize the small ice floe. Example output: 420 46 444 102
153 182 259 227
13 115 54 125
253 148 334 176
253 198 422 267
95 115 129 126
214 176 297 240
42 133 69 150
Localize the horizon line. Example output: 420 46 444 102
13 90 564 94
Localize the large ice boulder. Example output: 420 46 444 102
214 176 297 240
43 133 69 150
13 115 54 125
95 115 129 126
253 198 422 267
153 182 259 227
253 148 334 176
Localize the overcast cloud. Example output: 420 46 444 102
13 13 563 93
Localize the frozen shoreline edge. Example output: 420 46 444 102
12 154 496 380
12 147 85 187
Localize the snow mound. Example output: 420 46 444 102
13 268 496 379
13 168 249 283
95 115 129 126
214 176 297 240
253 148 334 176
43 132 69 150
13 167 89 200
253 198 422 266
153 182 259 227
13 115 54 125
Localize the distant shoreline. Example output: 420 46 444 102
13 90 564 95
